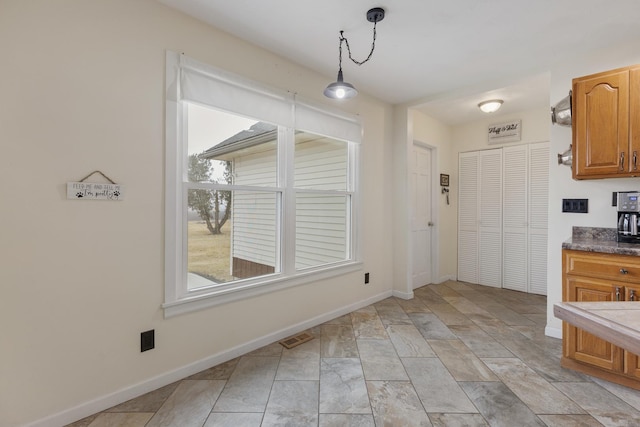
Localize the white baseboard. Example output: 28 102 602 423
545 325 562 339
392 289 414 300
435 274 455 284
23 290 393 427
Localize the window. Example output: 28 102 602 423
164 52 361 316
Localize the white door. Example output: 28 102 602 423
528 142 549 295
503 145 528 292
478 149 503 288
458 152 479 283
411 144 433 289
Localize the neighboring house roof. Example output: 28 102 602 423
202 121 276 159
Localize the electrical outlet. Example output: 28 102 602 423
562 198 588 213
141 330 155 352
364 272 370 284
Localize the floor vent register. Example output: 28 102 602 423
279 332 314 349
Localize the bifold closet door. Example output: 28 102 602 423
528 142 549 295
457 152 479 284
503 145 528 292
502 142 549 295
458 144 548 294
478 149 503 288
457 149 502 287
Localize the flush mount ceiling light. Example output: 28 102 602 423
324 7 385 100
478 99 504 113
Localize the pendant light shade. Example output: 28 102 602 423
324 69 358 99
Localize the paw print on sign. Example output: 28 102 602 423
113 190 120 198
76 192 84 198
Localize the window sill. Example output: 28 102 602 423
162 261 363 318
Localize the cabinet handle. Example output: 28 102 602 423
631 289 636 301
621 152 626 171
634 151 638 171
620 268 629 274
616 287 621 301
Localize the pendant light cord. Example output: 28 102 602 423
339 20 378 67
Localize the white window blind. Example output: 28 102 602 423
173 52 361 143
295 100 362 143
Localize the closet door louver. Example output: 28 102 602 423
528 142 549 295
478 149 503 288
458 152 479 283
503 145 528 292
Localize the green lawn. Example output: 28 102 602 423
187 221 233 282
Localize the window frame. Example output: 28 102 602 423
164 52 362 317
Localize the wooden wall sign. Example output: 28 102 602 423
66 170 125 200
488 120 522 144
66 182 125 200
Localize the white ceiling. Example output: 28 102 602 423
157 0 640 124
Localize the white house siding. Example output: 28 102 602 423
294 136 348 269
232 145 278 273
230 134 349 272
295 193 347 269
234 147 277 186
232 191 277 267
295 138 348 190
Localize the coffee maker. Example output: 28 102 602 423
617 192 640 243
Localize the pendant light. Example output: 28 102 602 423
324 8 385 100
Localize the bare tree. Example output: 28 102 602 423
187 153 231 235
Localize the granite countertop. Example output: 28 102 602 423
562 227 640 256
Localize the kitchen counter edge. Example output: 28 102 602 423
563 238 640 256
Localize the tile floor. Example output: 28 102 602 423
67 281 640 427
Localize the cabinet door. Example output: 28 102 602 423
624 284 640 378
573 68 629 178
630 66 640 174
564 276 623 371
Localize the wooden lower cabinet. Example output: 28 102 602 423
625 284 640 379
564 276 623 371
562 249 640 389
626 352 640 379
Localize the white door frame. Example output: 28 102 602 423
410 140 439 288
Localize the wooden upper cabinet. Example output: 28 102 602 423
630 66 640 167
572 65 640 179
573 66 630 179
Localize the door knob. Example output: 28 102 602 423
428 221 434 227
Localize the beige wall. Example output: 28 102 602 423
411 110 456 281
451 106 551 154
409 105 551 288
0 1 395 426
546 43 640 337
411 42 640 341
5 2 640 426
